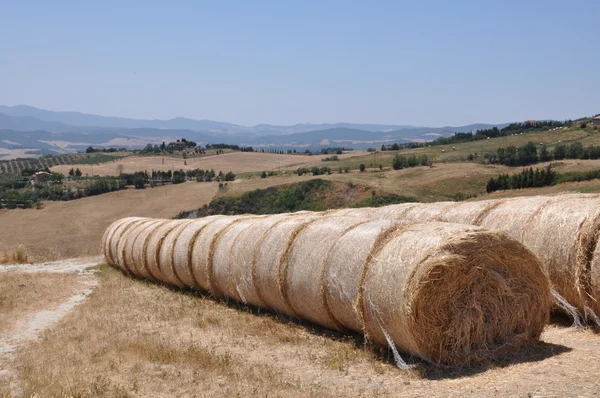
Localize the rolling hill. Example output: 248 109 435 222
0 104 510 157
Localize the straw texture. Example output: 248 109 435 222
104 217 144 269
254 213 321 316
211 216 265 299
103 215 551 366
324 219 396 331
189 216 248 293
171 216 226 289
159 219 196 287
361 222 550 366
227 214 289 307
285 216 370 329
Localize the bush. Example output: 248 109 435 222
581 122 588 129
359 164 366 172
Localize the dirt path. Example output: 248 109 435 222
0 256 102 274
0 257 102 393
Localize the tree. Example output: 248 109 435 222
261 171 268 178
75 168 82 177
133 176 146 189
567 142 584 159
225 171 236 181
539 145 551 162
359 164 366 172
68 168 75 177
553 144 567 160
85 146 95 154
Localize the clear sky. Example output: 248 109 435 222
1 1 598 126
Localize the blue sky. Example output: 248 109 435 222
1 1 598 126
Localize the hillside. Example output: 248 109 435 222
0 105 513 156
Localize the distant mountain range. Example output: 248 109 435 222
0 105 509 158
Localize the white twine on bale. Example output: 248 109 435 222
584 306 600 328
551 290 583 329
366 296 417 371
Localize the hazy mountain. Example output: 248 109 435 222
0 105 241 133
0 104 510 158
0 105 422 135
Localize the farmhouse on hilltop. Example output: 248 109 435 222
593 116 600 126
31 171 52 182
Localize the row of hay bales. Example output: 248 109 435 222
332 193 600 321
102 213 551 367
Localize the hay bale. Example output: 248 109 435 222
104 217 144 267
437 199 506 225
591 248 600 317
101 215 551 365
517 195 600 312
113 218 150 273
171 216 227 289
224 214 290 306
101 218 131 265
254 213 321 316
326 207 377 218
119 218 163 276
130 219 168 280
189 216 247 293
368 202 421 219
478 196 555 241
158 219 197 288
387 201 457 221
324 219 396 331
144 220 183 282
361 222 550 366
210 215 266 298
285 216 371 329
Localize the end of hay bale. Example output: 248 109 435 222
406 230 551 366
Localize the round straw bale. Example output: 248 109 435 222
437 199 506 225
519 195 600 312
285 217 372 329
326 207 378 219
189 216 246 293
112 218 150 272
324 219 396 331
368 202 421 220
158 219 197 288
361 222 551 366
171 216 227 289
591 250 600 317
101 218 133 265
102 217 131 265
104 217 144 267
119 218 162 276
145 220 183 283
130 219 168 280
224 214 290 306
389 201 457 222
210 216 266 298
254 213 321 316
477 195 555 241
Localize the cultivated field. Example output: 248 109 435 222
49 151 363 176
0 182 218 259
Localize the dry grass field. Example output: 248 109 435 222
1 263 599 397
49 151 363 176
0 181 218 259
